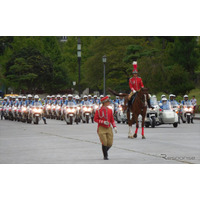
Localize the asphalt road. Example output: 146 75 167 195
0 118 199 164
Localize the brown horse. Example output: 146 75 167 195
108 88 150 139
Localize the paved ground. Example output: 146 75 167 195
0 118 199 164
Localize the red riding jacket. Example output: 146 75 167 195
94 106 116 130
129 76 144 92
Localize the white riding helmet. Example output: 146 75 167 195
68 94 73 98
107 94 111 98
161 94 166 98
57 94 61 98
88 95 92 97
83 95 88 98
184 95 188 98
62 95 66 98
18 96 22 99
100 95 104 98
47 95 50 98
27 94 32 98
75 96 79 100
34 95 39 99
169 94 174 98
22 96 26 99
93 95 97 98
162 97 168 101
52 95 55 98
4 97 8 100
152 95 156 98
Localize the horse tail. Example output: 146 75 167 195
108 88 128 97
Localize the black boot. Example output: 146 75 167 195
102 145 108 160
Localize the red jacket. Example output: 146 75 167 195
94 106 116 130
129 76 144 91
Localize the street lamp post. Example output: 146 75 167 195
102 55 107 96
77 38 81 96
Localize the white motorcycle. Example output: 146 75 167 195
158 102 179 128
75 104 82 123
44 104 52 119
64 102 77 125
51 104 56 119
31 103 44 124
145 97 160 128
181 102 194 124
170 101 181 124
21 105 28 122
11 105 18 121
55 104 62 120
115 103 126 124
81 102 93 123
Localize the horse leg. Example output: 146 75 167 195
133 114 139 138
127 110 133 138
141 114 146 139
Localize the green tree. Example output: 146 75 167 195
169 36 200 79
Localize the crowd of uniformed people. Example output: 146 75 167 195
0 92 197 124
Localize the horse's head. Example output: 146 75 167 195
138 88 149 95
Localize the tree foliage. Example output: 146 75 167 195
0 36 199 95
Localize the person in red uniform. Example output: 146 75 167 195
128 61 152 108
94 96 117 160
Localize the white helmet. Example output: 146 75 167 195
83 95 87 98
116 96 119 99
161 94 166 98
62 95 66 98
12 96 16 99
169 94 174 98
52 95 55 98
93 95 97 98
184 95 188 98
47 95 50 98
57 94 61 98
88 95 92 97
100 95 104 98
34 95 39 99
107 94 111 98
152 95 156 98
75 95 79 100
22 96 26 99
18 96 22 99
27 94 32 98
68 94 73 98
162 97 168 101
4 97 8 100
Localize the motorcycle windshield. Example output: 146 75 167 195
34 102 41 107
68 102 75 108
185 101 192 106
85 101 92 106
170 101 178 107
150 97 158 106
162 102 171 110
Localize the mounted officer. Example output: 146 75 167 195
31 95 47 124
128 61 152 110
181 95 190 105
